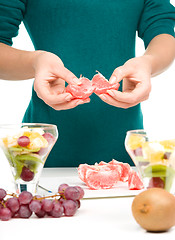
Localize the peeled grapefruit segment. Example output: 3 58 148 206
128 170 144 190
78 164 97 183
78 160 140 190
92 72 120 95
98 161 108 166
85 168 120 190
108 159 131 182
66 77 94 99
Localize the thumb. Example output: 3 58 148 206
56 65 81 85
109 66 131 84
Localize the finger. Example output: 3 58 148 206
51 98 90 110
49 78 65 94
34 82 73 104
109 66 139 84
98 92 149 109
109 66 129 84
106 83 150 105
98 94 134 108
55 65 81 85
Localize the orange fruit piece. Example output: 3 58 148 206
127 134 145 150
142 142 164 163
2 136 18 147
159 139 175 151
23 131 48 149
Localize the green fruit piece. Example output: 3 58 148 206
144 164 175 178
9 146 40 153
9 147 23 152
13 156 42 180
14 160 24 180
22 147 40 152
22 160 40 173
15 154 43 164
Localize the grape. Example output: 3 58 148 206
148 177 165 189
133 147 143 156
64 186 80 201
58 183 69 194
20 166 34 182
42 132 55 144
29 200 41 213
164 152 171 159
37 133 55 155
13 212 20 218
0 208 12 221
62 200 77 216
59 197 66 204
75 200 81 209
6 197 20 213
35 209 46 218
17 136 30 147
47 210 52 216
0 183 83 221
42 199 53 212
33 195 42 201
18 191 33 205
37 147 48 156
18 205 32 218
0 188 6 200
50 201 64 218
74 186 84 199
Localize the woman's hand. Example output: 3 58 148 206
98 56 152 108
33 51 89 110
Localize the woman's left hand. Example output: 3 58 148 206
98 56 152 108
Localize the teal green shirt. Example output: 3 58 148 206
0 0 174 167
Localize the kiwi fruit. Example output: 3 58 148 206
132 188 175 232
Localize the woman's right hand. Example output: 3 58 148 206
33 51 90 110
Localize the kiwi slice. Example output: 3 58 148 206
13 155 42 180
144 164 175 178
9 146 40 153
14 160 24 180
15 154 43 164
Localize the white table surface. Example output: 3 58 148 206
0 149 174 240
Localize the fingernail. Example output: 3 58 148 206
110 76 116 84
107 90 115 97
84 99 90 103
100 94 107 101
76 100 84 106
72 78 82 85
65 96 72 101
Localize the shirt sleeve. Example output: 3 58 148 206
137 0 175 48
0 0 26 46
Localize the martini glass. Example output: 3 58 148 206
0 123 58 194
125 130 175 194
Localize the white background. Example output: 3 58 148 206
0 5 174 238
0 1 175 140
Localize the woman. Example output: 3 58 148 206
0 0 174 166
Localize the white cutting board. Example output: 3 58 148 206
38 167 144 198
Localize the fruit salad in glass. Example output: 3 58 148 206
0 124 58 193
125 130 175 193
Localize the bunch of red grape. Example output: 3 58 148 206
0 184 84 221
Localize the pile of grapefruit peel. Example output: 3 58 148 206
78 159 144 190
66 72 120 100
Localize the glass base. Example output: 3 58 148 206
142 176 175 195
14 182 38 195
